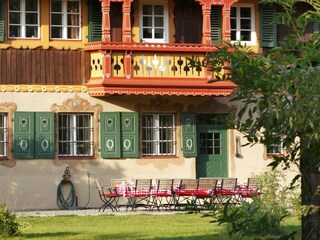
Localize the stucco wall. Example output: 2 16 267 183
0 92 292 210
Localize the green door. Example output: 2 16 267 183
196 124 228 178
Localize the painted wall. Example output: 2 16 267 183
0 91 288 210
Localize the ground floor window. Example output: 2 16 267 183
142 113 175 156
58 113 93 157
0 113 8 159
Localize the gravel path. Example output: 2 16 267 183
14 208 179 217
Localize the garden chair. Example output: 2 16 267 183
93 176 119 212
195 178 218 209
174 179 199 209
126 179 152 210
150 179 174 210
110 178 128 208
239 178 261 203
215 178 240 204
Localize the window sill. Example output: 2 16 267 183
58 156 96 160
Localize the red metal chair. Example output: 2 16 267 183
126 179 152 210
239 178 261 203
215 178 240 204
150 179 174 210
195 178 218 208
93 177 119 212
174 179 199 209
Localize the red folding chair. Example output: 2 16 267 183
150 179 174 210
215 178 240 204
93 177 119 212
195 178 218 208
239 178 261 203
126 179 152 210
174 179 199 209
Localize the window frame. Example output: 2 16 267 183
230 4 256 45
0 113 8 159
139 0 169 43
58 113 93 157
50 0 82 40
141 113 176 157
8 0 40 39
266 134 284 157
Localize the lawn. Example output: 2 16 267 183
9 213 301 240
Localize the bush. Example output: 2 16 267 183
0 204 20 237
206 170 300 239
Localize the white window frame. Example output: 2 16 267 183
266 134 284 156
139 0 169 43
0 113 8 159
8 0 40 39
142 113 176 156
58 113 93 157
50 0 81 40
230 4 256 45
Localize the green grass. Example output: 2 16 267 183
8 213 301 240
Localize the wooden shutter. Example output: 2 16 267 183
210 6 222 44
14 112 35 159
121 112 139 158
88 0 102 42
35 112 55 159
0 0 4 42
260 5 277 47
100 112 121 158
182 113 197 158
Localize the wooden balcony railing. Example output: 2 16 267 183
85 42 236 97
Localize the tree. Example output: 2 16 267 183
194 0 320 238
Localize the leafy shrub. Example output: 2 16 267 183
0 204 20 237
205 170 299 239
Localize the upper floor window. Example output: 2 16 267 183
0 113 8 159
142 113 175 156
8 0 39 38
140 1 168 43
231 5 256 45
58 113 93 157
51 0 81 40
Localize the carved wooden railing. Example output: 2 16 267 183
86 42 222 80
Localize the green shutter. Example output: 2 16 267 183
182 113 197 158
260 4 277 47
14 112 35 159
88 0 102 42
35 112 55 159
121 112 139 158
100 112 121 158
0 0 4 42
210 6 222 44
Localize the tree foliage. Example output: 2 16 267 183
189 0 320 238
192 0 320 178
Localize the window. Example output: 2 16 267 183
230 5 256 45
140 1 168 43
266 134 283 156
51 0 81 39
58 113 93 157
8 0 39 38
142 113 175 156
0 113 8 159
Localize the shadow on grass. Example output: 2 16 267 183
19 232 78 239
93 233 225 240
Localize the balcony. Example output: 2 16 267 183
85 42 236 97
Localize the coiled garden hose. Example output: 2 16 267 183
56 180 77 210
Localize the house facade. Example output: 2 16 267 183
0 0 314 210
